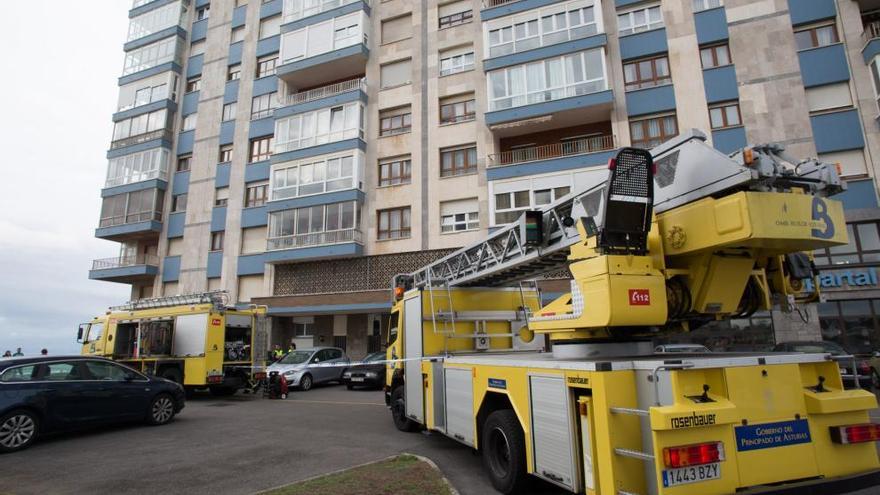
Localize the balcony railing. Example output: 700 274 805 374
283 0 368 23
92 254 160 271
863 21 880 44
105 168 169 188
99 211 163 228
283 78 366 107
110 129 173 150
267 228 363 251
487 135 614 168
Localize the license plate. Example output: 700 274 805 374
662 463 720 488
351 377 365 382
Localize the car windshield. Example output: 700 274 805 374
278 350 313 364
790 342 847 355
365 352 385 362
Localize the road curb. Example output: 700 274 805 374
409 453 462 495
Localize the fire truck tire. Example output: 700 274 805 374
159 367 182 384
482 409 528 494
390 386 419 432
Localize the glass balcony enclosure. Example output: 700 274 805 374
111 109 170 148
122 37 184 76
106 148 171 188
99 188 165 228
271 150 365 200
280 11 369 65
283 0 367 23
483 0 602 59
127 1 187 42
267 201 362 250
274 101 365 153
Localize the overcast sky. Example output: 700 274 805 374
0 2 133 355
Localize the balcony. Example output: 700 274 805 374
488 135 614 167
267 228 363 251
105 168 168 189
89 254 159 284
110 129 173 150
284 78 366 107
95 211 163 241
862 20 880 63
283 0 368 24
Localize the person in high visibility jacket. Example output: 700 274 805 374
272 344 284 362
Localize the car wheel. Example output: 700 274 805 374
391 386 419 432
482 410 528 494
147 394 176 426
299 373 313 391
0 410 39 453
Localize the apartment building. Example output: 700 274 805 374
92 0 880 357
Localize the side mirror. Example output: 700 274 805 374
77 324 86 343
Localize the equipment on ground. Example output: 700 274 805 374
78 291 269 396
384 131 880 494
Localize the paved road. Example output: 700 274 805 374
0 385 877 495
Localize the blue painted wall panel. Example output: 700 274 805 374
863 39 880 64
181 90 200 115
694 7 728 45
260 0 283 19
248 116 276 139
207 251 224 278
232 5 247 28
487 151 613 181
101 178 167 198
702 65 739 103
275 89 366 118
484 34 607 71
837 179 879 210
482 0 573 21
245 161 272 182
224 79 240 103
229 41 244 66
162 256 181 282
264 242 362 263
186 54 204 78
281 1 369 33
220 120 236 145
195 0 209 7
176 130 195 155
810 109 865 153
619 29 668 61
615 0 644 7
191 18 208 42
124 26 186 52
106 137 172 159
89 264 159 282
172 170 190 195
266 189 364 212
271 138 366 164
216 163 232 188
798 44 850 88
166 212 186 238
237 254 267 275
95 220 162 240
253 76 278 97
625 84 676 117
211 207 227 232
484 89 613 125
788 0 836 27
711 126 747 154
242 206 269 228
112 99 177 122
118 62 181 86
256 35 281 57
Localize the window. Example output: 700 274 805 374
623 55 670 91
196 5 210 20
123 37 181 75
440 145 478 177
813 221 880 266
250 136 274 162
693 0 722 12
106 148 171 187
44 362 84 381
487 48 606 111
222 102 237 122
440 50 475 76
871 60 880 110
275 102 365 152
100 189 164 227
190 40 206 56
618 5 662 36
211 231 225 251
494 186 569 224
127 2 185 42
379 107 412 136
293 322 313 337
112 109 168 142
699 44 731 69
280 12 363 63
85 361 140 381
215 187 229 207
440 95 476 124
377 207 411 240
231 27 245 44
256 56 278 78
177 155 191 172
227 64 241 81
379 156 411 186
182 113 198 131
267 202 359 248
0 364 37 382
271 152 360 199
246 181 269 207
219 144 234 163
439 10 472 29
629 113 678 149
172 193 188 212
128 83 169 110
709 101 742 129
251 92 277 119
382 14 412 44
380 59 412 89
440 198 479 233
260 15 282 39
487 4 597 58
795 23 839 50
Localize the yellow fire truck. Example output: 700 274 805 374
385 131 880 494
78 291 268 395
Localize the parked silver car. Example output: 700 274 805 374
266 347 349 391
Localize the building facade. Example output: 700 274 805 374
92 0 880 357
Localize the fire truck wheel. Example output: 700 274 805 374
147 394 176 426
482 409 527 494
390 386 419 432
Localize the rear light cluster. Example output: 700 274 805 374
830 424 880 444
253 372 267 380
206 375 223 384
663 442 725 469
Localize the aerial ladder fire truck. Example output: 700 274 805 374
384 130 880 495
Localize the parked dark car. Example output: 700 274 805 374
772 341 872 388
0 356 185 453
342 351 386 390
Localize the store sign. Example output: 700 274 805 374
803 267 879 292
